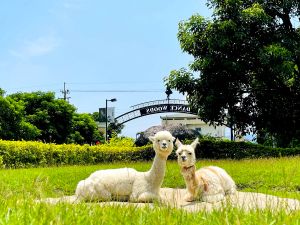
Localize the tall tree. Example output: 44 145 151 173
0 96 40 140
165 0 300 147
107 121 124 140
9 92 76 144
68 113 103 145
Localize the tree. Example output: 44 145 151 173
68 113 103 145
9 92 76 143
165 0 300 147
107 121 124 140
0 88 5 97
0 96 40 140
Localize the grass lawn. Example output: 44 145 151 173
0 156 300 224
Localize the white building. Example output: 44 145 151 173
160 114 226 138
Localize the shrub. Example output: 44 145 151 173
107 136 135 147
0 140 153 168
195 139 300 159
1 138 300 168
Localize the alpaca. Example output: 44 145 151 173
75 130 175 202
175 138 236 203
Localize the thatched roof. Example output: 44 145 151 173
135 124 198 146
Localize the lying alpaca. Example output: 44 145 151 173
176 138 236 203
75 130 175 202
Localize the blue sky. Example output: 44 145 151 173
0 0 212 138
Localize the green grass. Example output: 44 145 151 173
1 157 300 224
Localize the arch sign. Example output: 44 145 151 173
140 103 191 115
115 99 196 124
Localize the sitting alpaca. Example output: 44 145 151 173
176 138 236 203
75 130 175 202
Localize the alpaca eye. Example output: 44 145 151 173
178 152 182 155
188 152 192 155
157 140 160 142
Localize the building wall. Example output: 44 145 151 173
161 115 226 138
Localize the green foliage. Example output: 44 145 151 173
196 138 300 159
0 90 104 145
9 92 76 144
0 140 153 168
107 122 125 139
0 96 40 140
67 113 102 145
166 0 300 147
0 88 5 97
107 136 135 147
1 139 300 168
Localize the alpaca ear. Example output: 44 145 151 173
175 138 182 148
191 138 199 149
149 136 155 143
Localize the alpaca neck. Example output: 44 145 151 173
181 165 200 196
147 154 167 187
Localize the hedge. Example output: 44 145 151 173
196 139 300 159
1 139 300 168
0 140 154 168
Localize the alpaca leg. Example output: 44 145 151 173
184 191 195 202
225 186 237 195
223 178 237 195
202 193 225 203
137 192 160 203
201 184 225 203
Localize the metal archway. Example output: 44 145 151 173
115 99 197 124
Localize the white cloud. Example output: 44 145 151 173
9 34 60 59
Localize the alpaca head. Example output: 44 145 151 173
149 131 175 158
175 138 199 168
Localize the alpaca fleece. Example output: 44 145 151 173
75 130 175 202
176 138 236 203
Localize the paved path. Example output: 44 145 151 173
39 188 300 212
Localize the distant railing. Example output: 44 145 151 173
130 99 188 110
115 99 195 124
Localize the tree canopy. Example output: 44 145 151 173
165 0 300 147
0 96 40 140
0 91 104 144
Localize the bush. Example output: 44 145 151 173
1 138 300 168
107 136 135 147
195 138 300 159
0 140 153 168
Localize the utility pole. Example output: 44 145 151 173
61 82 70 101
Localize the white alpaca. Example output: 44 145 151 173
75 130 175 202
176 138 236 203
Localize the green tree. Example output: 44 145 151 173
68 113 103 145
165 0 300 147
90 111 125 141
9 92 76 143
0 96 40 140
107 122 124 140
0 88 5 97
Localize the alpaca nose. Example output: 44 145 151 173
162 142 167 147
181 156 187 161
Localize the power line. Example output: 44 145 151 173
71 89 163 93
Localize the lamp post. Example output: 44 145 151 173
105 98 117 142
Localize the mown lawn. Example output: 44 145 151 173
0 156 300 224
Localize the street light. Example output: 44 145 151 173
105 98 117 141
